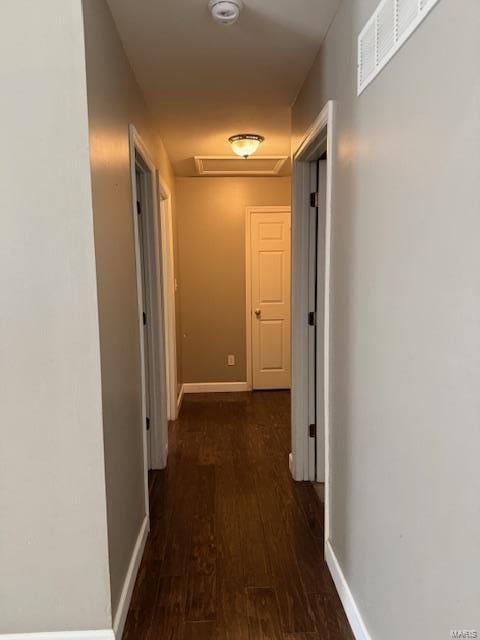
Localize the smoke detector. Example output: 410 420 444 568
208 0 243 25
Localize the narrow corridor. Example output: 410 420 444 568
124 392 353 639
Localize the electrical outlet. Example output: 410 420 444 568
227 354 236 366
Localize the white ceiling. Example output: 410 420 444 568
107 0 340 176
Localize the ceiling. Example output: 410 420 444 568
107 0 340 176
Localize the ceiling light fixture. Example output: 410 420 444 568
229 134 265 158
208 0 243 25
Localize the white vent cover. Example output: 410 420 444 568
194 156 288 176
358 0 441 94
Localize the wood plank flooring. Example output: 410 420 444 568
123 391 354 640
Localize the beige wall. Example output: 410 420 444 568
82 0 176 621
176 177 291 384
0 0 111 633
293 0 480 637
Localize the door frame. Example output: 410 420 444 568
291 101 335 541
245 205 291 391
129 125 169 489
157 174 179 421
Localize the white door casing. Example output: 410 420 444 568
247 208 291 390
157 175 178 421
291 101 334 541
129 125 169 480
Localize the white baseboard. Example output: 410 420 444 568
163 442 168 468
112 516 149 639
289 452 295 478
0 632 114 640
176 384 184 414
1 519 149 640
183 382 249 394
325 540 371 640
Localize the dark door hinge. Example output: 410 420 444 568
146 417 150 431
310 192 319 208
136 200 141 215
143 311 147 326
309 424 316 438
308 311 316 326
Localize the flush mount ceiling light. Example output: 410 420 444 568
208 0 243 25
229 134 265 158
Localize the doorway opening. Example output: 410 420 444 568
135 160 155 468
291 101 335 539
129 126 169 499
307 153 328 485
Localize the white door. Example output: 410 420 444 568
250 211 291 389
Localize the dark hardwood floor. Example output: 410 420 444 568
123 391 354 640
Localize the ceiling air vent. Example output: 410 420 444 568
194 156 288 176
358 0 441 95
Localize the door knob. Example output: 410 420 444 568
254 308 261 317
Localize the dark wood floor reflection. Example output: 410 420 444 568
124 391 354 639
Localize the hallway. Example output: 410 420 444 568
123 392 353 639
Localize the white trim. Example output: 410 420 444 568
288 452 295 477
325 541 372 640
113 516 149 640
128 125 157 512
245 206 291 391
194 155 288 176
157 175 178 421
130 126 170 471
183 382 249 394
147 175 169 470
323 104 335 541
177 384 185 414
291 154 311 482
0 632 114 640
291 101 335 542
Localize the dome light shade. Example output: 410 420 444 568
208 0 243 25
229 134 265 158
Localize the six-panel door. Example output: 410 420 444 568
251 212 291 389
